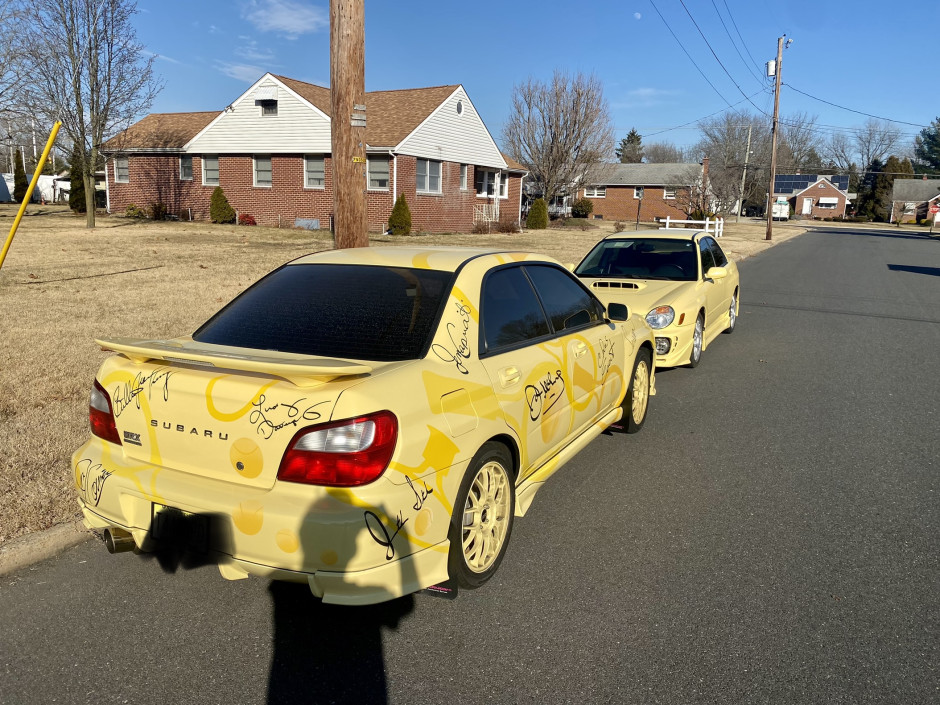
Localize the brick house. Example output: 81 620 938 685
575 162 708 222
102 73 525 233
773 174 850 219
889 178 940 224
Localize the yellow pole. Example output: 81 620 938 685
0 120 62 273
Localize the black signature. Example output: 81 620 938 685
76 458 113 507
406 476 434 511
597 337 615 380
431 301 472 374
112 368 174 418
525 370 565 421
364 510 408 561
249 396 330 439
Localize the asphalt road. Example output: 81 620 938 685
2 226 938 705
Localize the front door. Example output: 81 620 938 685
802 197 813 215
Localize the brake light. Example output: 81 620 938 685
277 410 398 487
89 379 121 445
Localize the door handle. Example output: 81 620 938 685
574 342 588 358
498 366 520 387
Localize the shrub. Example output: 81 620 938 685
526 198 548 229
238 213 257 226
124 204 146 218
388 194 412 235
613 221 625 231
69 146 86 213
209 186 236 224
471 220 490 234
13 148 28 203
571 197 593 219
150 202 167 221
496 217 519 234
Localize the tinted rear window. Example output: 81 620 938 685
193 264 454 362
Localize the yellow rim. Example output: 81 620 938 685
461 461 511 573
632 360 650 424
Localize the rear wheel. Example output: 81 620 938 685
623 348 652 433
724 291 738 334
688 313 704 367
447 443 515 589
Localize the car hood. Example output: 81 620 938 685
580 277 693 316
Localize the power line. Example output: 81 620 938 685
710 0 766 88
722 0 765 78
784 84 929 129
637 90 768 139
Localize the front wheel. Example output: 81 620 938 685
447 443 515 589
623 348 652 434
688 313 704 368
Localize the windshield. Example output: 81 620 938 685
193 263 455 362
575 238 698 281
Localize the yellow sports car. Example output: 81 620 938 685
73 247 655 605
575 230 739 368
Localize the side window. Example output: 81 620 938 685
699 239 717 276
704 237 728 267
481 267 551 352
524 265 601 332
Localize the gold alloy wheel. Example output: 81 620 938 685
461 460 512 573
631 359 650 424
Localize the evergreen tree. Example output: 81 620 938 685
69 145 86 213
913 117 940 174
13 149 28 202
388 193 412 235
209 186 236 223
615 128 644 163
857 159 891 221
526 198 548 229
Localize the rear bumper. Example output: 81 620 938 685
73 437 457 605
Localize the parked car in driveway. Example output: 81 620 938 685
574 230 739 368
73 246 656 605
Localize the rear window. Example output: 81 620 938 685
193 264 454 362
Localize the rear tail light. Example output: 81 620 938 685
90 380 121 445
277 410 398 487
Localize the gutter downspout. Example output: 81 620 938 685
104 156 111 214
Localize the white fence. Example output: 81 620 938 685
659 216 724 237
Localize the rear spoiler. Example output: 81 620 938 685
96 337 372 388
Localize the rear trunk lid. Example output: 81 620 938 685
96 337 374 490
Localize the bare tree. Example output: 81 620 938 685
778 111 824 171
694 112 770 215
0 1 25 112
21 0 161 227
502 70 614 207
854 119 902 173
644 140 691 163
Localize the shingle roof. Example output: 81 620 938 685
101 112 219 151
891 178 940 202
274 75 459 147
586 162 701 186
501 152 527 172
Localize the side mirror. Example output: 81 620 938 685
607 303 629 321
706 266 727 280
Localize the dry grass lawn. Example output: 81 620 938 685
0 204 805 545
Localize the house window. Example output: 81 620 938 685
304 155 325 189
254 156 272 187
664 188 676 200
114 156 129 183
368 156 389 190
416 158 441 194
460 164 468 190
634 186 644 199
259 100 278 116
475 168 506 198
180 156 193 181
903 202 916 215
202 156 219 186
584 186 606 198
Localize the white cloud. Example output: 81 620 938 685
242 1 327 38
237 39 276 62
215 62 266 83
612 88 678 109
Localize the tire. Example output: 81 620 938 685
623 347 652 434
447 442 515 589
723 291 738 334
688 313 704 368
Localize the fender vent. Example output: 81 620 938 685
593 281 639 290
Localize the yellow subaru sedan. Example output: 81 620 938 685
575 230 739 368
73 247 655 605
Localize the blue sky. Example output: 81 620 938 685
136 0 936 153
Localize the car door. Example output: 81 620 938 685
703 236 733 316
698 237 725 333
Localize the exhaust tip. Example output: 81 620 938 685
103 527 136 554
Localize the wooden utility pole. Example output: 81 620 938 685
737 124 752 223
330 0 368 248
765 35 784 241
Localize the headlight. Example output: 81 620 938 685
646 305 675 329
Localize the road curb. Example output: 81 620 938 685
0 521 94 577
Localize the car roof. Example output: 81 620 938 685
602 229 710 242
291 246 558 272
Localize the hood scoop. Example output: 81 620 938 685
592 280 640 290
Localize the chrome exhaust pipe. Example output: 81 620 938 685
103 527 136 554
